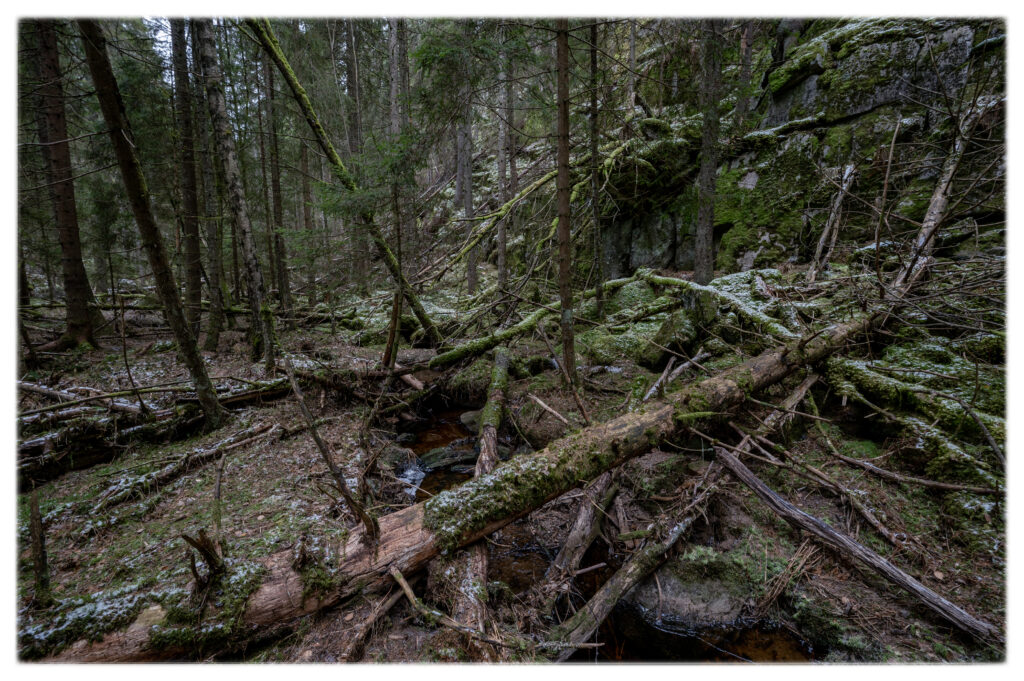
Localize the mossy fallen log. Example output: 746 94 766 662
447 347 510 658
427 272 643 371
47 306 889 661
547 472 717 661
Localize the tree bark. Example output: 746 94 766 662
496 24 509 295
264 48 292 319
462 23 477 296
555 19 577 385
171 19 203 338
33 20 99 349
194 19 276 373
344 19 369 293
694 19 722 285
590 20 604 319
78 19 223 428
190 21 225 351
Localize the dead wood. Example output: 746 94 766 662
340 585 407 662
714 445 1000 642
447 348 509 660
547 465 721 661
806 163 856 284
48 305 898 661
93 423 280 512
283 355 378 539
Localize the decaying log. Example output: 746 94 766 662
340 584 407 662
545 471 616 582
714 446 1000 642
19 381 155 416
427 272 642 370
547 466 720 661
93 423 280 512
891 95 1003 292
49 305 891 661
18 408 201 490
447 348 509 659
18 379 292 489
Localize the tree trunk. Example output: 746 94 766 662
735 20 754 126
590 20 604 319
555 19 576 385
78 19 223 428
496 25 509 295
463 38 477 296
191 20 225 351
34 20 98 349
194 19 276 373
171 19 203 338
255 61 277 297
694 19 722 285
299 141 315 302
344 19 369 294
388 17 406 327
264 50 292 319
248 19 443 349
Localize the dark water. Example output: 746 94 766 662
570 612 815 663
408 409 474 502
408 410 474 456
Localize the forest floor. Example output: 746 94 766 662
16 258 1006 663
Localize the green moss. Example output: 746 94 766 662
768 40 828 94
448 357 493 401
299 563 335 601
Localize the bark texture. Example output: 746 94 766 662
194 19 276 372
555 19 577 384
171 19 203 337
34 20 98 349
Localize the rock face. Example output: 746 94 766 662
600 18 1003 277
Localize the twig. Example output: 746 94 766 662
528 393 570 425
284 355 379 540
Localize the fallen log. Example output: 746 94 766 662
17 408 199 490
446 348 509 658
18 381 155 416
547 466 720 661
427 272 643 370
48 305 891 661
92 423 280 512
714 446 1000 642
19 380 292 489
